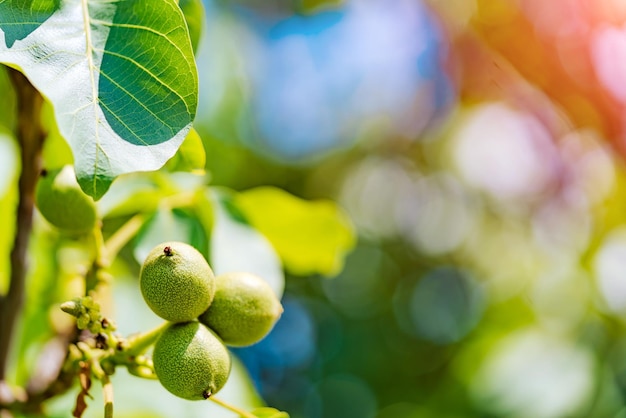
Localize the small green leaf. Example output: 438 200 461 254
179 0 205 53
251 407 290 418
234 187 356 277
209 189 285 298
165 127 206 173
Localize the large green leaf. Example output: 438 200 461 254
0 0 198 199
234 187 356 277
0 0 60 48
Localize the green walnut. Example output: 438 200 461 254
140 242 215 322
153 321 231 400
35 165 97 233
199 272 283 347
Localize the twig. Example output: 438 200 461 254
0 68 46 382
123 321 170 357
209 396 257 418
103 213 145 260
161 191 196 209
102 375 113 418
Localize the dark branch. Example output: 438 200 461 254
0 68 46 390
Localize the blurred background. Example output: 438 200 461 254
188 0 626 417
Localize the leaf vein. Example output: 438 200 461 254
97 74 161 146
97 48 190 113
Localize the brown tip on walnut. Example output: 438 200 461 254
163 246 173 256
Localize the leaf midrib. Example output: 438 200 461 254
81 0 102 192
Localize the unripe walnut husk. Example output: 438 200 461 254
199 271 283 347
153 321 231 400
140 242 215 322
35 165 97 233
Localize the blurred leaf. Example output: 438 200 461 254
40 99 73 170
0 133 18 294
165 128 206 174
13 229 71 385
250 407 290 418
296 0 344 14
0 132 18 198
209 189 285 298
133 206 207 264
0 0 198 199
0 65 16 132
192 187 215 235
234 187 356 277
97 175 161 219
179 0 205 53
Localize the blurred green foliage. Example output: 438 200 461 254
191 1 626 417
5 0 626 417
